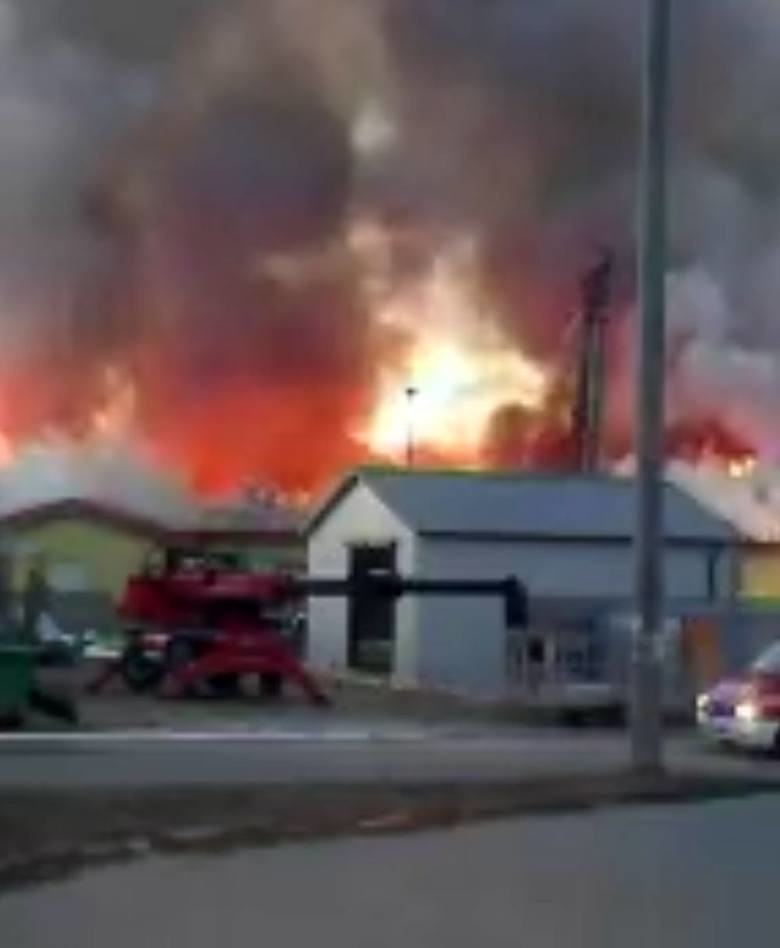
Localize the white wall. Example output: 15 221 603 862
309 487 723 696
422 539 714 599
413 537 717 695
306 485 419 682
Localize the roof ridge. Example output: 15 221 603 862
0 496 169 536
0 496 302 541
356 464 632 484
306 466 737 541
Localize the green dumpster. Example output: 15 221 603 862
0 646 35 717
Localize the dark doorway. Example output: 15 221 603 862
347 543 397 674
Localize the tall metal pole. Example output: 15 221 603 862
405 386 418 468
631 0 671 774
574 250 615 473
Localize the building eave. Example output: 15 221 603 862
0 498 302 548
303 470 363 538
417 530 737 546
172 529 300 547
0 497 168 542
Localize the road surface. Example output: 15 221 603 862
1 793 778 947
1 724 780 787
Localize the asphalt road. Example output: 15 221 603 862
2 793 779 947
2 725 780 787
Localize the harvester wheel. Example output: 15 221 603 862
120 644 164 693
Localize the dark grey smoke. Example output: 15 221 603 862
378 0 780 457
3 0 780 487
22 0 213 62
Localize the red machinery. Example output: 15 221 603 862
89 548 528 706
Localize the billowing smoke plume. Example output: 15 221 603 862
2 0 780 498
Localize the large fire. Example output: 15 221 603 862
0 226 758 503
363 334 547 463
0 0 773 506
356 236 548 465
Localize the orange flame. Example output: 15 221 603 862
363 334 547 463
356 233 548 466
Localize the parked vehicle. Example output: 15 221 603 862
697 641 780 752
88 554 329 704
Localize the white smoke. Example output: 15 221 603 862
666 268 780 457
0 436 303 529
669 460 780 543
0 437 198 525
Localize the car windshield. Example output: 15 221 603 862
751 641 780 673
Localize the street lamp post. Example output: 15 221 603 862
632 0 672 774
405 386 418 468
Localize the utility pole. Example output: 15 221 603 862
572 250 615 472
632 0 671 774
405 386 418 467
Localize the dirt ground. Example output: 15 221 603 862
4 665 777 896
1 773 777 893
29 659 539 732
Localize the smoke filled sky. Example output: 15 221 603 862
1 0 780 495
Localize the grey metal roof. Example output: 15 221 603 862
308 468 736 543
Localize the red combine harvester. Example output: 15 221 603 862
89 547 528 705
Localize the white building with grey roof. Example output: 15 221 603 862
305 467 739 698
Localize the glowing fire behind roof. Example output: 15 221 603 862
0 0 775 504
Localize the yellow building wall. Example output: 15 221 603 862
740 551 780 600
9 519 154 601
7 517 306 601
